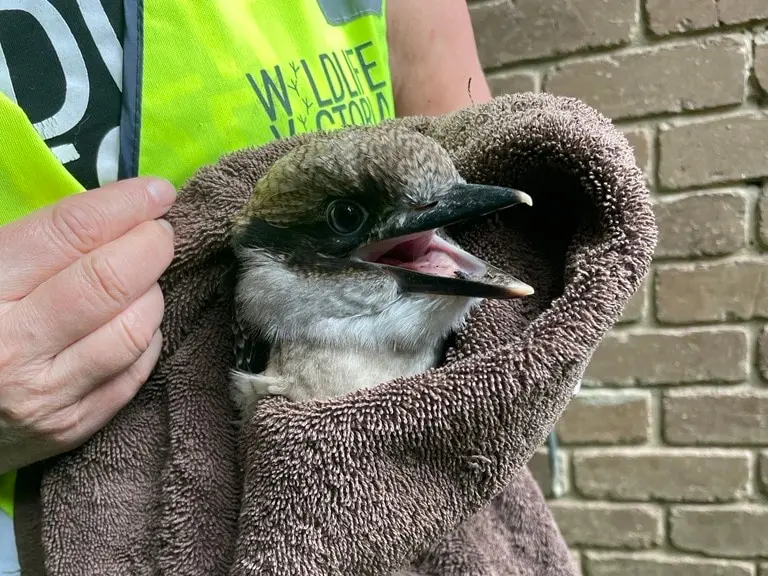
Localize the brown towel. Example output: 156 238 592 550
14 93 656 575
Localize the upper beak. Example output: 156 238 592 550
355 183 535 300
377 183 533 239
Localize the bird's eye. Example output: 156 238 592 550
326 199 367 235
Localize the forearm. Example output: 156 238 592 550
387 0 492 117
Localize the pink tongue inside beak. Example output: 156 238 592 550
355 231 486 278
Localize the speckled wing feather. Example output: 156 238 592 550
232 311 266 374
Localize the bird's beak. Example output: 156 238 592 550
353 183 535 300
380 183 533 239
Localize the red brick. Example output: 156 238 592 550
664 390 768 445
544 37 748 120
621 129 652 183
549 501 663 549
487 71 537 96
572 449 751 502
760 327 768 382
759 185 768 248
659 113 768 189
653 190 746 259
469 0 636 68
718 0 768 24
655 258 768 324
585 552 754 576
760 327 768 381
645 0 719 36
585 328 748 386
670 505 768 557
757 33 768 96
556 391 651 444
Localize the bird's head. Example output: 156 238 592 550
231 125 533 352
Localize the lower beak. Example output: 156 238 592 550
378 258 534 299
356 183 535 300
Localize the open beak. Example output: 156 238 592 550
352 183 535 299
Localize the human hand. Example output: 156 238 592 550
0 178 176 473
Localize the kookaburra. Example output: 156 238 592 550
229 125 533 416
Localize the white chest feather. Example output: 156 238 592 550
231 340 442 412
229 248 479 414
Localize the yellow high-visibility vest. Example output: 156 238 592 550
0 0 393 522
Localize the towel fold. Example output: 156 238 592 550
14 93 656 576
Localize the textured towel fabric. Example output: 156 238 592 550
14 93 656 575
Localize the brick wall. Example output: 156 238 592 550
467 1 768 574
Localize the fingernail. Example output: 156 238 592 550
158 218 174 234
148 179 177 206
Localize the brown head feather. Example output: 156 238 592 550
231 125 462 235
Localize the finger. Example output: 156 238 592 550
12 218 174 358
45 283 165 404
56 330 163 448
0 177 176 300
